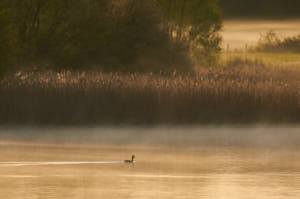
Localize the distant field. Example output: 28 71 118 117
222 19 300 49
221 19 300 68
221 52 300 67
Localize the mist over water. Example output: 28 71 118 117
1 125 300 147
0 126 300 199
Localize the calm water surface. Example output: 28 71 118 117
0 126 299 199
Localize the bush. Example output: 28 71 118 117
158 0 222 67
255 31 300 53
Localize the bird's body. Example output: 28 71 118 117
124 155 135 163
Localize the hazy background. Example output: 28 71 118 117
222 19 300 49
1 126 300 148
221 0 300 18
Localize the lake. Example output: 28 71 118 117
0 126 299 199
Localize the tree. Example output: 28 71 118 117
0 0 13 78
157 0 222 66
0 0 222 73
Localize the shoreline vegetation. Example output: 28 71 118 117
1 29 300 125
1 64 300 125
1 0 300 125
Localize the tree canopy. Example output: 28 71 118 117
157 0 222 65
0 0 222 74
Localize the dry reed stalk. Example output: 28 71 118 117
1 66 300 125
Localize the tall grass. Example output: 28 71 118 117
221 52 300 68
1 67 300 125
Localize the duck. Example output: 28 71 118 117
124 154 135 163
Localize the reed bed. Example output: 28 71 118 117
1 66 300 125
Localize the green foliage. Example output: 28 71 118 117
0 0 13 78
157 0 222 66
0 0 222 73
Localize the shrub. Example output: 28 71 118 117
255 31 300 53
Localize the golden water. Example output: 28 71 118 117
0 127 299 199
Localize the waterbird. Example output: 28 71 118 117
124 155 135 163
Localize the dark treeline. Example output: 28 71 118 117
221 0 300 18
0 0 221 76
